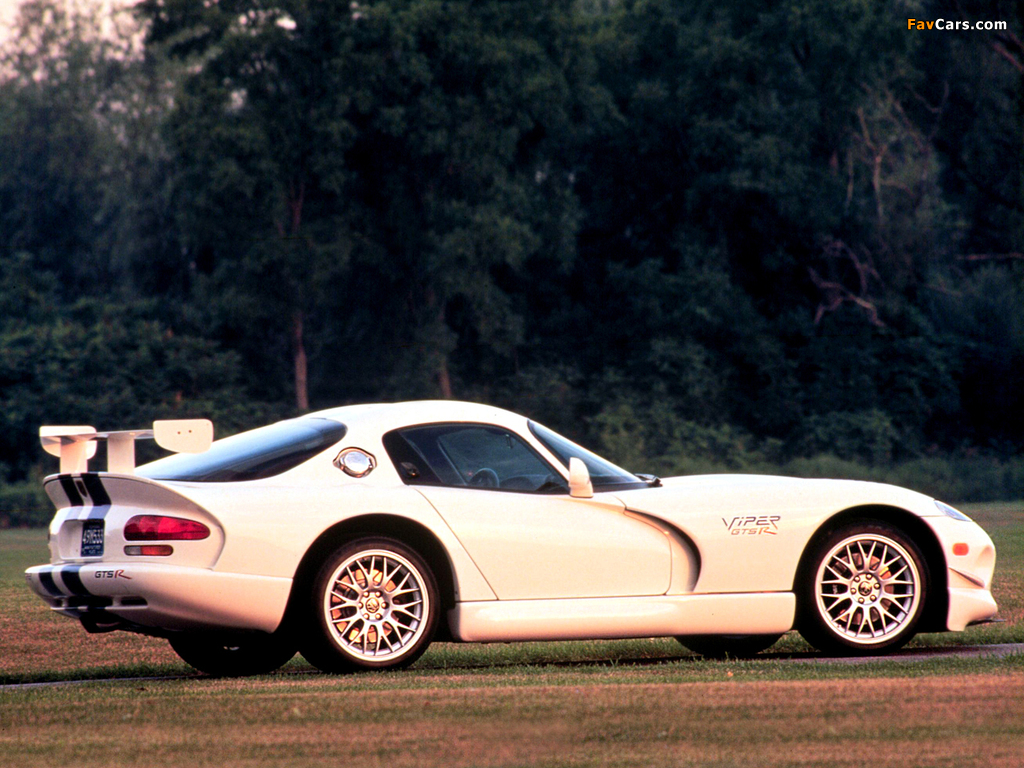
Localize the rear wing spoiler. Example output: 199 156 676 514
40 419 214 475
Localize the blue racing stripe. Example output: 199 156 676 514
59 475 83 506
81 474 111 507
38 570 63 597
88 505 110 520
60 565 91 596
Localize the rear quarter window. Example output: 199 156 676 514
138 418 347 482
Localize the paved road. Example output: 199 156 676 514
2 643 1021 690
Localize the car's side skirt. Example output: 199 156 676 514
448 593 795 642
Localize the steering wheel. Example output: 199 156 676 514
468 468 499 488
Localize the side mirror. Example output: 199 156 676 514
568 457 593 499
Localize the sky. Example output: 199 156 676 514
0 0 22 37
0 0 133 45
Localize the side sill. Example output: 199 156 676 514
448 592 795 643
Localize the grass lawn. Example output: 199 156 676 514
1 503 1022 766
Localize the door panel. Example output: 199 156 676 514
416 487 671 599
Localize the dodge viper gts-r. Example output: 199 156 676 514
26 401 998 675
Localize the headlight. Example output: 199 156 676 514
936 501 972 521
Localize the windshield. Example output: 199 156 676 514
138 418 347 482
528 421 647 491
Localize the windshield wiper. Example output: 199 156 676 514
635 473 662 487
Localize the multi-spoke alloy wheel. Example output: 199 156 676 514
301 538 439 672
799 522 928 655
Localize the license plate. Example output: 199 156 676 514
81 520 104 557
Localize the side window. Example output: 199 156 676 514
383 424 567 494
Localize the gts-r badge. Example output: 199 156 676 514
723 515 781 536
94 569 131 580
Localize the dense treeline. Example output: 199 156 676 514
2 0 1023 520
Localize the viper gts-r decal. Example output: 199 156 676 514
723 515 781 536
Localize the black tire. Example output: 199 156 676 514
678 634 782 659
798 521 928 656
299 537 439 673
169 632 295 677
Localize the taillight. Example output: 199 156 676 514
123 515 210 541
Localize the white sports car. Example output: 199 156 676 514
26 401 998 675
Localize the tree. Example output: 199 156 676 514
324 0 591 400
0 0 133 293
141 0 592 406
139 0 357 410
0 251 270 484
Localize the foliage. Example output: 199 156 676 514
0 0 1023 507
0 480 50 528
0 252 279 489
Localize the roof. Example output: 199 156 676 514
305 400 530 433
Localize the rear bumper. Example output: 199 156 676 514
25 563 291 634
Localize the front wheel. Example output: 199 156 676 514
299 537 439 673
169 632 295 677
798 522 928 655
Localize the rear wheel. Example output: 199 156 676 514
678 634 782 659
798 522 928 655
169 632 295 677
300 537 439 673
